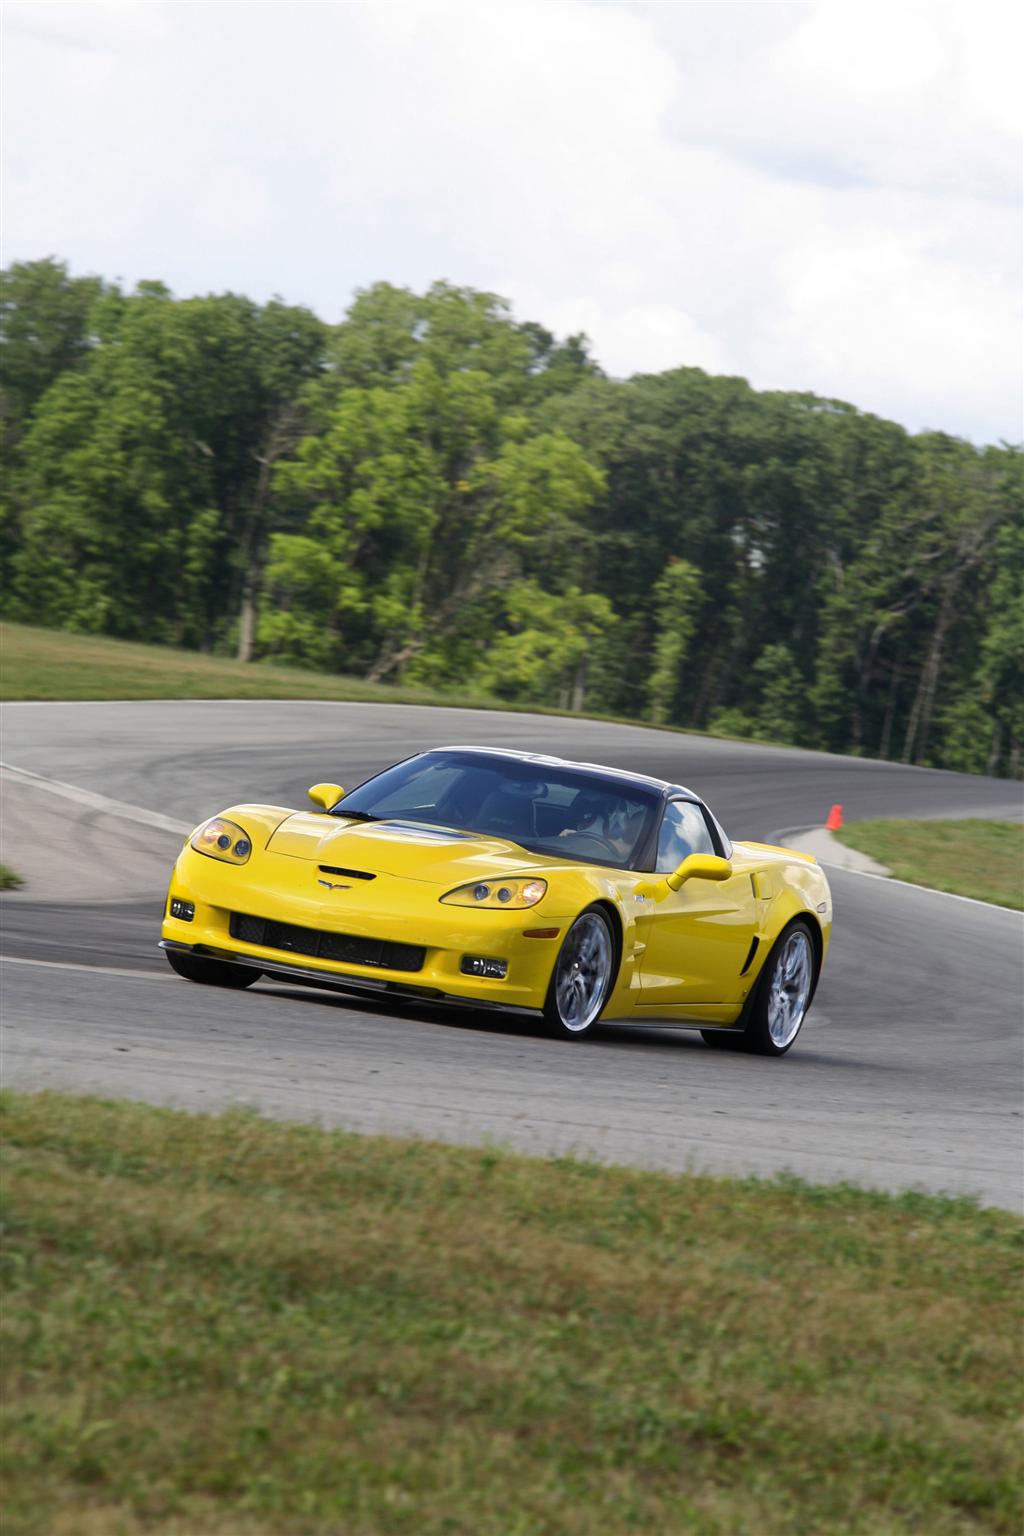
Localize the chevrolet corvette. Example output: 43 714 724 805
160 746 832 1055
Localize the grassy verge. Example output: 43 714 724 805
0 623 504 707
0 623 724 746
2 1093 1021 1536
0 863 24 890
835 819 1023 910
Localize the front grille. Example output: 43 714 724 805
229 912 425 973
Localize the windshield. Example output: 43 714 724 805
334 751 660 869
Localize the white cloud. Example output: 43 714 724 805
516 291 730 378
769 215 1018 436
2 0 1020 441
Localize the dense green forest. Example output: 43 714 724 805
2 258 1021 775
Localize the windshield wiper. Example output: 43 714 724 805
332 808 380 821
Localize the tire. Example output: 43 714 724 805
542 907 616 1040
165 949 261 989
702 919 816 1058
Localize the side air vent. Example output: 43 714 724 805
739 937 760 976
318 865 376 881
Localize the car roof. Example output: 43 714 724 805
430 745 698 802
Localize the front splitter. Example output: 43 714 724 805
158 939 537 1015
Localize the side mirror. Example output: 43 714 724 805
665 853 732 891
308 782 345 812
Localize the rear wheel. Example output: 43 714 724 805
701 920 817 1058
165 949 261 989
543 908 616 1040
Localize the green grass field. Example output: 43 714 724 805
4 628 1021 1532
2 1093 1021 1536
0 621 726 744
836 819 1023 910
0 622 503 708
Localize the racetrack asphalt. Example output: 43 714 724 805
2 700 1022 1209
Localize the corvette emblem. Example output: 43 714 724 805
318 879 351 891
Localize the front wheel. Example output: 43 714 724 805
543 908 616 1040
165 949 261 989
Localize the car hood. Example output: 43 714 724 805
266 813 556 886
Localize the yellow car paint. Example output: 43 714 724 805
162 798 832 1028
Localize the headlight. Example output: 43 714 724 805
441 877 547 909
191 817 253 865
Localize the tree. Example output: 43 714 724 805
975 482 1024 775
3 257 1019 777
327 281 597 405
647 559 700 724
475 583 615 707
898 437 1007 765
230 299 327 659
7 282 326 650
268 352 605 687
0 257 109 442
751 643 803 743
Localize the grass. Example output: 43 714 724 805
0 622 738 746
835 819 1023 910
2 1093 1022 1536
0 863 24 890
0 623 503 708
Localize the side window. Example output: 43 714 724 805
655 800 714 872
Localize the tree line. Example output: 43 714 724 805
2 258 1021 776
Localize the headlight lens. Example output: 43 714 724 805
191 817 253 865
441 877 547 909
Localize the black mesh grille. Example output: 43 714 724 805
229 912 424 972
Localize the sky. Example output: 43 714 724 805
3 0 1021 444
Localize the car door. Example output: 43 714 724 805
636 800 756 1006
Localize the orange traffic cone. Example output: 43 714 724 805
825 804 844 831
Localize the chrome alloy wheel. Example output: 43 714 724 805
552 912 613 1033
766 927 813 1049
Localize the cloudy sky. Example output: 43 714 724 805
4 0 1021 442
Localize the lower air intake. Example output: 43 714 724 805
229 912 425 973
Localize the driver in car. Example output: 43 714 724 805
558 793 643 861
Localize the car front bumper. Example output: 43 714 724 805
160 846 570 1011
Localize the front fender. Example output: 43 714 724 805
186 803 299 850
503 866 643 1018
752 862 832 992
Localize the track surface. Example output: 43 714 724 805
2 701 1022 1208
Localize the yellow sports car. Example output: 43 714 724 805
161 746 832 1056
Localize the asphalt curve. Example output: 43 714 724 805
2 700 1022 1209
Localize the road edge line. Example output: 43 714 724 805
0 761 191 837
771 824 1023 917
0 955 174 979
